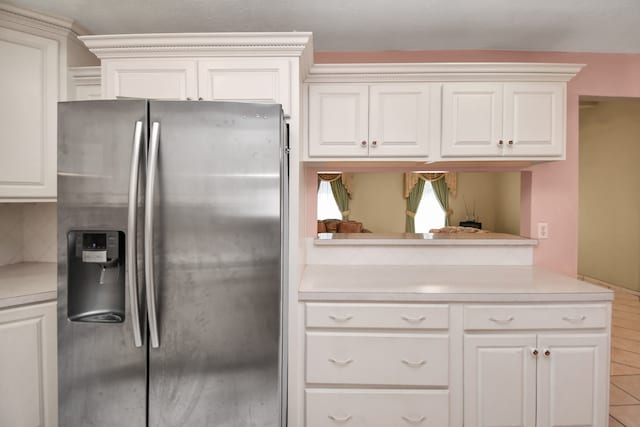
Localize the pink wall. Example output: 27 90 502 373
310 50 640 276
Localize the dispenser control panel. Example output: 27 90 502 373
76 231 120 263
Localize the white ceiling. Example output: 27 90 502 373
5 0 640 53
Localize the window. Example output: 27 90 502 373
317 180 342 220
414 181 445 232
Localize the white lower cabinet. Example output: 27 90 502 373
464 309 609 427
304 301 610 427
536 334 609 427
464 334 537 427
306 389 449 427
0 301 57 427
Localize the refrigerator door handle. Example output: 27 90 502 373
127 120 144 348
145 121 161 348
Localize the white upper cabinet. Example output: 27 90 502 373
441 83 504 157
104 59 198 100
69 66 102 101
504 84 565 157
304 63 582 162
308 83 434 158
0 27 57 199
308 84 369 157
81 34 313 116
442 82 566 159
198 58 291 112
0 4 98 200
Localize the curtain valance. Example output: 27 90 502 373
403 173 457 199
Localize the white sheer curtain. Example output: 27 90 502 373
414 181 446 232
317 180 342 220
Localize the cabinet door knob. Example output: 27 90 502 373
371 140 378 147
401 415 426 423
532 348 539 357
498 140 504 146
328 414 352 422
544 349 551 357
508 140 514 146
360 140 367 147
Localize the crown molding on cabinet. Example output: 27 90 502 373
68 66 101 86
305 62 585 83
0 2 89 37
80 32 314 58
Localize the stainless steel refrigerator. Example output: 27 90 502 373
57 100 288 427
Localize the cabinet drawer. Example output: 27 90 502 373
306 303 448 330
306 332 448 386
464 304 608 330
306 389 449 427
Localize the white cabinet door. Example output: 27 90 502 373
198 58 291 114
0 27 57 199
441 83 503 157
368 84 432 158
504 84 565 157
0 301 57 427
536 334 608 427
308 84 369 157
464 334 537 427
103 59 198 100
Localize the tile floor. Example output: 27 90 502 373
609 289 640 427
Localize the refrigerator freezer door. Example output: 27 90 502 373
57 100 148 427
147 101 284 427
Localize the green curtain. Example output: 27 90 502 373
405 179 425 232
431 177 450 226
330 179 350 220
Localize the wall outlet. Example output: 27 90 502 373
537 222 549 239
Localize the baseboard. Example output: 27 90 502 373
578 274 640 297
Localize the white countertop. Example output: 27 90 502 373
0 262 57 309
299 265 613 302
315 232 538 246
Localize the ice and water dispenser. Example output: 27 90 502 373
67 230 126 323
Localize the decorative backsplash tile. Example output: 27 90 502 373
0 203 57 266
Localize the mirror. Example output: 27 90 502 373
317 171 520 235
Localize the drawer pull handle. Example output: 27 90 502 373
329 357 354 366
401 315 426 323
489 316 514 324
402 358 427 367
328 414 352 422
329 314 354 322
402 415 426 424
562 315 587 323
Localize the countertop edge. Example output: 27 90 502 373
0 290 57 310
298 291 614 303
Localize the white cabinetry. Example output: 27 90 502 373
83 35 303 116
442 83 565 158
0 301 57 427
68 66 101 101
0 27 57 199
0 4 98 200
304 303 451 426
463 304 609 427
304 63 581 162
308 83 434 158
103 59 198 100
